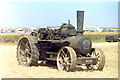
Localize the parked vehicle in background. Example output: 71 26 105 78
107 30 114 32
6 29 15 33
114 29 120 32
102 29 114 32
85 30 94 32
0 29 3 33
22 28 31 33
106 35 120 42
102 29 108 32
15 29 25 33
96 28 103 32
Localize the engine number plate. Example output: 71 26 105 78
77 57 98 64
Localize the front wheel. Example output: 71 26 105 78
86 48 105 70
57 46 76 72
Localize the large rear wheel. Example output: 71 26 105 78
57 46 76 72
17 36 39 66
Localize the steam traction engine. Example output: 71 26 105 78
17 11 105 71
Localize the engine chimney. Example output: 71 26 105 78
77 11 84 33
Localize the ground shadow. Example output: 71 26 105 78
37 61 97 72
75 66 96 72
37 61 57 69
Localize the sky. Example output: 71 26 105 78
0 0 118 28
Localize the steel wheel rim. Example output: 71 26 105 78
57 46 76 72
91 49 101 70
58 48 71 71
18 38 32 65
87 48 105 70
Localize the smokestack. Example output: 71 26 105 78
77 11 84 33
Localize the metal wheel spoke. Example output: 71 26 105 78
98 59 100 61
65 54 68 57
93 65 98 70
26 41 31 51
63 65 66 71
88 48 105 70
59 63 65 71
61 65 64 70
58 57 63 64
25 49 31 56
20 53 26 56
97 56 100 58
59 61 63 65
20 49 26 56
20 49 31 57
21 42 29 50
66 50 70 57
65 57 71 63
20 56 27 62
65 65 70 71
26 57 31 63
66 66 69 71
67 60 71 63
61 50 66 58
96 52 99 56
95 64 99 68
62 55 65 59
66 62 71 65
57 46 76 72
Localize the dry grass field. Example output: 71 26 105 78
84 32 120 34
0 33 30 35
0 32 119 43
0 32 119 35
